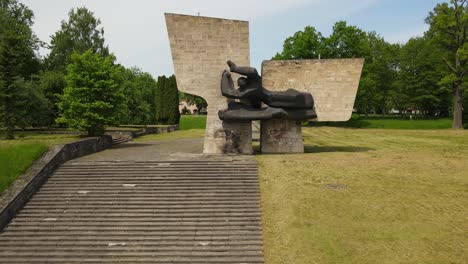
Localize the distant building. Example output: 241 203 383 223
179 100 207 115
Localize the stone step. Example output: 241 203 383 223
0 257 264 263
63 161 258 166
0 235 262 242
18 208 260 214
0 240 263 246
11 217 261 223
0 158 264 263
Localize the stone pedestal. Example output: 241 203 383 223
260 119 304 154
204 114 252 154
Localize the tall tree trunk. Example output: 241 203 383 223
453 85 463 129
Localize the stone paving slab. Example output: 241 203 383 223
0 140 264 263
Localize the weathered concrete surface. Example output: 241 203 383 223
260 119 304 153
262 59 364 122
165 13 251 154
0 138 264 263
77 138 204 161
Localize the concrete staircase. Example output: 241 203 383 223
0 159 264 263
111 136 129 146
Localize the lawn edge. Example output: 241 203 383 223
0 136 112 231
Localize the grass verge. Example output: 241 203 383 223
0 133 80 193
0 143 47 193
258 127 467 264
310 115 452 129
179 115 207 130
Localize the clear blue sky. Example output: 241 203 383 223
24 0 444 77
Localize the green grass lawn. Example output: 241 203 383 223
179 115 207 130
0 143 48 192
311 115 452 129
258 127 468 264
0 133 80 193
179 114 453 130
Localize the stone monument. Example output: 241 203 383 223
165 13 364 154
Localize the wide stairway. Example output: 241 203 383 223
0 159 264 263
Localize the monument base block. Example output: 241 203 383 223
260 119 304 154
204 116 253 155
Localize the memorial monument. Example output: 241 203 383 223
165 13 364 154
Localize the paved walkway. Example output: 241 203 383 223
0 139 264 263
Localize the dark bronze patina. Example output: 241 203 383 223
218 60 316 121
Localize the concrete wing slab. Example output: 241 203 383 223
262 59 364 122
165 13 251 154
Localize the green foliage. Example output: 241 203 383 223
167 75 180 125
155 75 180 125
119 67 157 125
57 50 124 136
179 92 207 112
274 18 460 123
46 7 108 72
426 0 468 128
40 7 110 124
274 26 325 59
38 70 66 122
155 76 165 123
325 21 369 58
0 0 42 139
0 142 47 192
0 78 28 139
16 79 52 128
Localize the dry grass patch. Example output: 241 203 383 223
258 127 468 264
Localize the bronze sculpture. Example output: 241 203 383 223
218 60 316 121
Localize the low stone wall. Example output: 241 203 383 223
0 136 112 231
106 124 179 140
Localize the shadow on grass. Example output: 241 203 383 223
252 144 374 154
308 119 371 128
304 145 374 153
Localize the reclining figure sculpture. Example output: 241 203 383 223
218 60 316 121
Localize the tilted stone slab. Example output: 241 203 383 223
165 13 252 154
262 59 364 122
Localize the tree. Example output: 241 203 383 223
41 7 109 120
155 75 166 123
39 70 66 123
0 0 41 139
57 50 124 136
118 67 157 125
46 7 109 72
180 92 207 113
166 75 180 125
155 75 180 125
426 0 468 128
273 26 326 59
325 21 369 59
274 21 401 115
398 36 450 116
133 70 158 124
362 33 399 115
17 78 52 127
